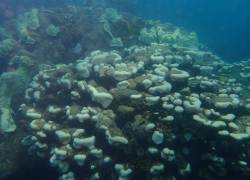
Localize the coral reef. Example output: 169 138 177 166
139 21 201 49
0 6 199 137
1 5 249 180
15 8 40 44
1 6 196 68
11 7 144 65
0 128 28 179
0 67 30 133
0 38 16 58
20 44 250 179
46 24 60 37
0 6 144 135
101 8 124 47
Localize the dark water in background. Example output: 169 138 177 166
136 0 250 62
0 0 249 61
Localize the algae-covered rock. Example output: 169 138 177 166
16 9 40 44
46 24 60 37
0 39 16 57
0 108 16 133
101 8 122 23
139 22 200 49
0 27 11 40
0 68 30 133
0 129 27 179
101 8 124 47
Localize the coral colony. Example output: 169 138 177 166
0 6 250 180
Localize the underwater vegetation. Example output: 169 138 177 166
0 3 250 180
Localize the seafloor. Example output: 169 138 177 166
0 4 250 180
